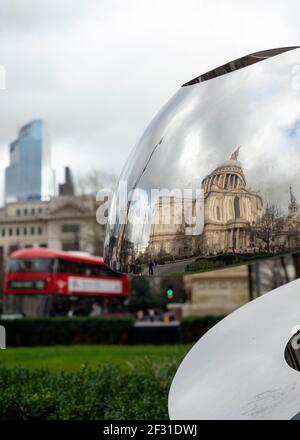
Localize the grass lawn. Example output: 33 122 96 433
0 344 191 371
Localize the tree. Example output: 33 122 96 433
80 214 106 256
75 170 117 256
127 277 167 313
76 169 117 196
255 204 284 253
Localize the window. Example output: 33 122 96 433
97 265 122 278
23 227 27 235
56 259 122 278
57 258 79 273
62 224 80 233
1 229 5 237
16 228 20 236
8 258 54 273
31 227 35 235
24 208 28 215
9 228 13 236
38 208 43 214
16 209 21 216
31 208 35 215
234 196 240 219
39 243 47 248
38 226 42 235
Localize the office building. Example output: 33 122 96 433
5 120 54 202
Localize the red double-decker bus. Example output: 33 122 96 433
3 248 130 316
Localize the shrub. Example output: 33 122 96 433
0 360 177 419
0 316 134 346
185 259 225 272
180 315 225 343
128 278 167 312
193 252 275 270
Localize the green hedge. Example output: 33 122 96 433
0 316 134 346
0 361 175 419
180 315 225 343
1 315 224 346
185 260 225 272
186 252 275 272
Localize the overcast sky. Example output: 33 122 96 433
0 0 300 204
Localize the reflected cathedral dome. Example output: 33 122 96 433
200 147 263 255
104 46 300 276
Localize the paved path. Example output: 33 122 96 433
142 257 196 276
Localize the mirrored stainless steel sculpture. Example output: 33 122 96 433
168 278 300 419
104 47 300 276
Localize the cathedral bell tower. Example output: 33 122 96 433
288 185 299 218
289 185 299 218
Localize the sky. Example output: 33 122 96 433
0 0 300 204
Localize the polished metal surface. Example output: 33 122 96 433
169 279 300 420
104 47 300 276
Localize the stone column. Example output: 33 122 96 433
236 228 240 250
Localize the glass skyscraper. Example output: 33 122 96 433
5 120 55 202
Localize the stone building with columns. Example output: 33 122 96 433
148 148 263 258
148 196 193 258
0 195 105 260
201 149 263 254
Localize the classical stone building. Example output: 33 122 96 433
148 148 263 258
201 149 263 254
0 195 105 261
148 197 192 257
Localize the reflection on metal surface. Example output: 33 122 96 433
169 279 300 419
104 47 300 276
291 411 300 420
182 47 299 86
285 330 300 371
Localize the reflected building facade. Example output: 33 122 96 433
109 148 300 270
148 148 263 259
148 197 192 257
201 149 263 254
5 120 54 203
104 47 300 274
276 186 300 250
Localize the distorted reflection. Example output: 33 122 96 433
104 47 300 275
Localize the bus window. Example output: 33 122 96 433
87 263 120 277
8 258 54 273
57 259 76 273
83 264 92 276
57 259 86 274
90 264 101 276
56 258 122 278
98 265 122 278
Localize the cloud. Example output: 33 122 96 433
0 0 299 205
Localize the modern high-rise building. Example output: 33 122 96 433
59 167 75 196
4 120 55 202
